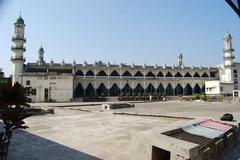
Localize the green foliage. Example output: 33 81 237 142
193 94 200 100
125 92 130 97
157 93 162 97
132 92 137 97
143 92 148 97
0 81 31 146
100 92 105 98
217 96 222 102
200 94 207 101
207 95 212 102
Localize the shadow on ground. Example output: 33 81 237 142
8 129 101 160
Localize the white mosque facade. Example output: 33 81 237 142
11 16 240 102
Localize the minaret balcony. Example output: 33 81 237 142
223 56 235 60
11 46 26 52
223 48 234 53
12 36 26 43
11 56 25 62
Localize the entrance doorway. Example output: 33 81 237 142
44 88 49 101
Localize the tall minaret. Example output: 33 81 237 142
222 32 235 83
11 15 26 85
37 46 45 65
177 53 183 67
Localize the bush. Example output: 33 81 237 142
193 94 200 100
200 94 207 101
157 93 162 97
132 92 137 97
143 93 148 97
207 96 212 102
217 96 222 102
100 92 105 98
0 81 32 159
125 92 130 97
153 92 157 97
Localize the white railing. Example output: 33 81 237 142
85 76 95 79
121 76 133 79
24 72 46 76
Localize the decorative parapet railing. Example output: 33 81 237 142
11 46 26 52
121 76 133 79
85 76 95 79
12 36 26 43
109 76 121 79
11 56 25 62
24 72 46 76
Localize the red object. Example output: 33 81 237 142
197 119 232 132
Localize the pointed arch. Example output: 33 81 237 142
75 70 84 76
194 83 201 94
74 83 84 98
202 72 209 77
174 72 183 77
122 71 132 76
193 72 200 77
146 83 155 93
134 71 144 77
184 72 192 77
165 72 173 77
146 71 155 77
97 70 107 76
110 83 120 96
184 84 192 95
166 83 173 96
97 83 108 96
122 83 132 95
175 84 183 96
110 70 120 76
157 71 164 77
134 83 144 94
210 71 217 77
86 70 95 76
86 83 95 97
157 83 165 94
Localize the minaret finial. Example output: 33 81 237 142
177 52 183 67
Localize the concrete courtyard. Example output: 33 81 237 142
7 101 240 160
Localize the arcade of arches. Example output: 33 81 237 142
74 82 205 97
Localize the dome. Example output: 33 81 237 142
14 16 25 25
39 46 44 53
224 32 232 39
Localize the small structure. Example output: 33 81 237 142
233 90 240 99
131 118 240 160
102 103 134 110
205 81 234 96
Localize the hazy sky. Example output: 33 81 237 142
0 0 240 76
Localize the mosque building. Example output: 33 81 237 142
11 15 240 102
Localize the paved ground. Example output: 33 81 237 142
6 101 240 160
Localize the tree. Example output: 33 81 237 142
0 81 31 159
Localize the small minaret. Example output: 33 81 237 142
222 32 235 83
37 46 45 65
11 15 26 85
177 53 183 67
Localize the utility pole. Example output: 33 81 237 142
226 0 240 17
